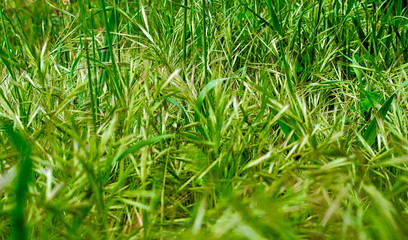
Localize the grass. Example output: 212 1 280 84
1 0 408 239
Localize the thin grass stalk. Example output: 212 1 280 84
0 5 12 60
99 0 122 103
83 35 97 136
310 0 323 64
169 0 174 32
135 0 140 53
87 0 100 112
202 0 208 83
114 0 121 62
79 1 97 137
160 157 169 238
183 0 188 82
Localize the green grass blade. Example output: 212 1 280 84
3 123 32 240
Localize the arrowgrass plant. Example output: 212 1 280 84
1 0 408 239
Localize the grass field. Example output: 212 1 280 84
1 0 408 239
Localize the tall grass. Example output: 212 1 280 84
1 0 408 239
202 0 208 83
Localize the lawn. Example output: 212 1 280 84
1 0 408 239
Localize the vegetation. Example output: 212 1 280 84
1 0 408 239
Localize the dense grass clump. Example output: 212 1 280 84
1 0 408 239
